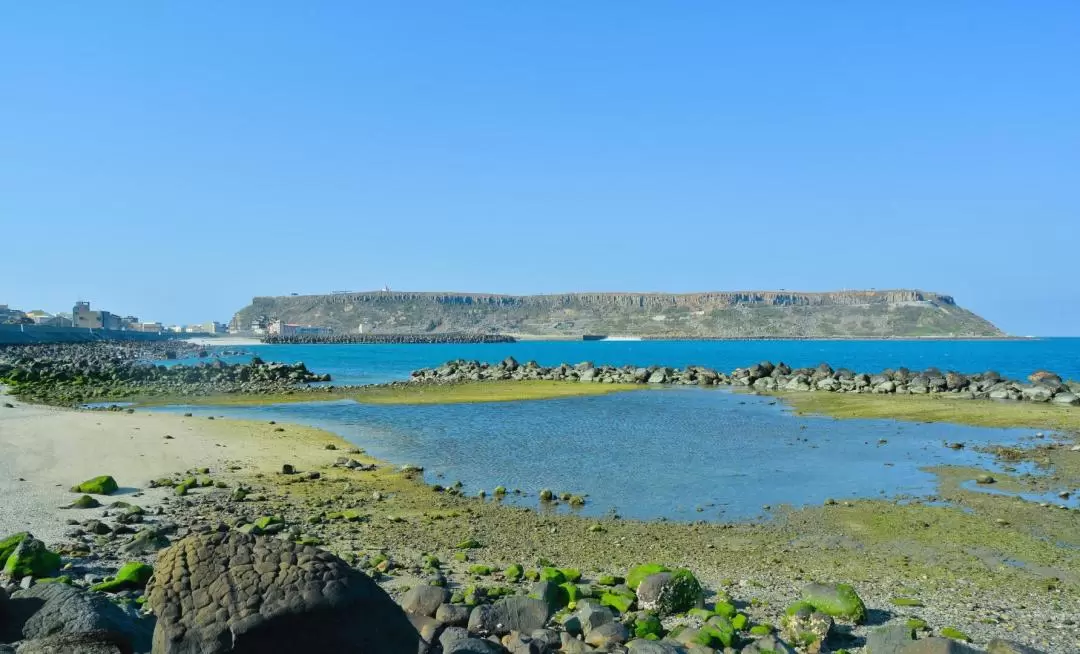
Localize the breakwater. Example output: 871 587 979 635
261 333 517 345
0 324 195 345
409 358 1080 405
0 342 328 405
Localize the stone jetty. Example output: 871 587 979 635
409 358 1080 405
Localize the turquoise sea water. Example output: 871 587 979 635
196 338 1080 386
153 339 1080 520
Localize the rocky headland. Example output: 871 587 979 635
232 289 1004 339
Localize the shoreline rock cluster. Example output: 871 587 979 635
409 358 1080 405
0 343 328 405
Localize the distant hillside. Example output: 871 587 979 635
231 290 1004 338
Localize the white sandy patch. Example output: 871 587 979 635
0 388 348 545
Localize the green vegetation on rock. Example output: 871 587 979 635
627 563 670 589
91 561 154 593
940 626 972 642
2 534 61 579
70 475 118 495
504 563 523 581
801 582 867 623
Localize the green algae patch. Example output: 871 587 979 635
91 562 153 593
141 380 643 408
2 536 61 579
801 582 867 623
627 563 670 589
940 626 972 642
0 532 30 569
352 380 643 405
70 475 118 495
778 391 1080 432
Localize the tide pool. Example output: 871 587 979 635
153 386 1047 521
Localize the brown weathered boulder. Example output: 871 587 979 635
145 530 418 653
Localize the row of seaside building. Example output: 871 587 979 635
0 301 228 335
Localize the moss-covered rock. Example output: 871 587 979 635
627 563 670 590
67 495 101 509
801 582 867 624
634 613 663 639
940 626 972 642
636 569 703 616
468 564 493 576
560 568 582 583
749 624 774 636
90 561 154 592
70 475 118 495
732 613 749 631
504 563 524 581
695 616 736 648
600 589 636 614
2 534 61 579
254 516 283 530
560 582 582 607
455 538 481 549
540 567 567 584
714 600 737 618
596 574 622 586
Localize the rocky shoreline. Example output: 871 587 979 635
408 358 1080 406
0 343 328 406
0 415 1062 654
0 344 1076 653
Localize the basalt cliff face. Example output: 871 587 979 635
231 289 1003 338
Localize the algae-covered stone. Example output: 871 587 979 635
254 515 283 531
90 561 153 592
597 574 622 586
504 563 524 581
468 564 494 576
0 531 30 568
749 624 774 636
732 613 748 631
713 600 737 618
70 475 118 495
560 582 583 607
67 495 101 509
940 627 972 642
456 538 481 549
801 582 867 624
540 567 567 584
634 612 663 639
560 568 582 583
627 563 671 590
600 589 636 614
2 534 61 579
636 569 703 616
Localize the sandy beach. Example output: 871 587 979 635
0 386 348 544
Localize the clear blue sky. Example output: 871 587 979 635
1 2 1077 335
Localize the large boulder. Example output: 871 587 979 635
865 624 914 653
145 530 418 654
800 582 867 623
467 597 551 636
3 583 151 651
14 632 130 654
1 535 60 580
399 585 450 618
635 570 703 616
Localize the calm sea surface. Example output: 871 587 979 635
153 338 1080 521
195 338 1080 386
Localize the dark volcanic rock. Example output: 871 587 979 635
3 583 150 652
145 529 418 654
